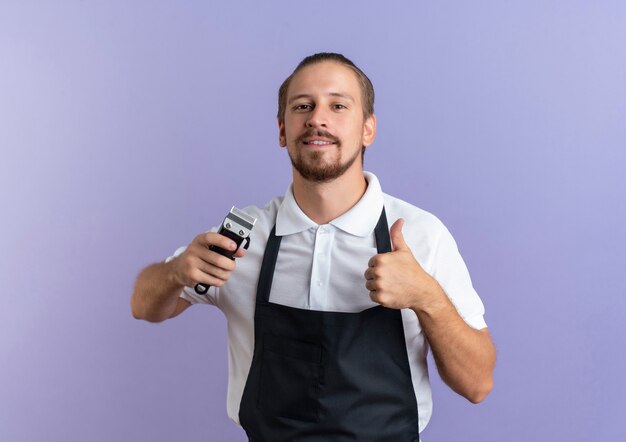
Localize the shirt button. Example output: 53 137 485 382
317 280 322 286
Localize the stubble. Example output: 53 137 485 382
288 131 362 183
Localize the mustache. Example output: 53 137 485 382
296 130 341 145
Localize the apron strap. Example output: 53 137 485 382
373 206 391 254
256 225 282 304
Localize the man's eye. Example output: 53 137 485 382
295 104 312 111
334 104 347 110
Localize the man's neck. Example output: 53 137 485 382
291 167 368 225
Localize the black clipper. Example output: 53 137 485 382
194 206 257 295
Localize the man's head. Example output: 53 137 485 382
277 53 376 183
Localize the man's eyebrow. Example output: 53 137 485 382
329 92 355 102
288 92 356 104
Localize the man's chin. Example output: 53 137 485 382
291 160 354 183
289 147 361 183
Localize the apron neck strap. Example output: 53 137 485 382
373 206 391 254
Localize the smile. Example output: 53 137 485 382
303 140 335 145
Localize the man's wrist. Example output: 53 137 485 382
409 278 452 318
164 259 185 289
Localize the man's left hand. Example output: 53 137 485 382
365 218 438 311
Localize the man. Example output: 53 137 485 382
131 52 495 441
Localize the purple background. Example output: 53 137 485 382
1 1 625 441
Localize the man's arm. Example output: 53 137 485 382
365 219 495 403
409 287 495 403
130 261 191 322
131 232 245 323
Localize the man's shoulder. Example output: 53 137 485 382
382 192 445 234
239 196 284 234
381 193 452 270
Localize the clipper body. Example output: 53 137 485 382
194 207 257 295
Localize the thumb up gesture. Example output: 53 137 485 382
365 219 438 311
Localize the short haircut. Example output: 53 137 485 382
277 53 375 121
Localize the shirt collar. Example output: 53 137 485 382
275 171 384 238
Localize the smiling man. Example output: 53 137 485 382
131 53 495 441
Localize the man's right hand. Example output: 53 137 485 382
169 232 246 289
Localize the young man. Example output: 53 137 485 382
131 53 495 441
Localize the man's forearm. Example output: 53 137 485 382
131 260 185 323
412 283 495 403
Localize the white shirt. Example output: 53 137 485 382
166 171 487 433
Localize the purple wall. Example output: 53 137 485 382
1 1 625 441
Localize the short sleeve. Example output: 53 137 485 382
164 245 218 306
430 225 487 330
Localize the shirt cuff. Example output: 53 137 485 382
464 314 487 330
179 285 216 306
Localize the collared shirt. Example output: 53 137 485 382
166 171 487 433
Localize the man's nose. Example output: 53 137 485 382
306 106 328 128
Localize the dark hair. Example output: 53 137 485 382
277 53 375 121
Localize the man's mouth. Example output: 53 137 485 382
303 139 336 146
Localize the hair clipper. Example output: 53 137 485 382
194 207 257 295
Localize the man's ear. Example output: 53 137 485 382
278 119 286 147
362 114 377 147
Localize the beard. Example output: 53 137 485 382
288 130 362 183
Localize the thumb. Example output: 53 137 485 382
390 218 409 252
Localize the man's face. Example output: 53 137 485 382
279 61 376 183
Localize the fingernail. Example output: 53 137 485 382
230 242 237 250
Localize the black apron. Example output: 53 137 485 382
239 208 419 441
